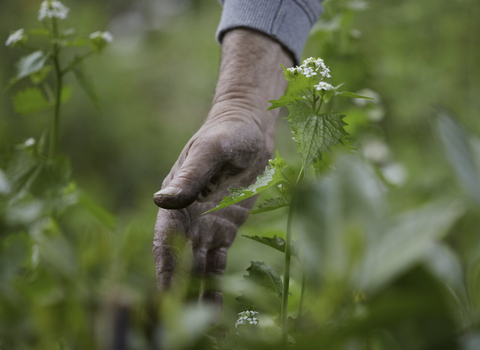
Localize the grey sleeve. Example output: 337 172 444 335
216 0 323 65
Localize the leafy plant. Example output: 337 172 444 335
204 56 372 342
5 0 112 157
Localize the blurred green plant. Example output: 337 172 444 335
5 0 112 157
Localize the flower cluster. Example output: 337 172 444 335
314 81 334 91
38 0 70 21
235 310 259 328
287 57 331 79
89 31 114 43
5 29 25 47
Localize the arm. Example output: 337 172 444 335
153 29 292 310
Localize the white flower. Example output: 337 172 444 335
38 1 70 21
6 29 25 47
287 57 332 79
314 82 334 91
25 138 35 147
236 310 259 328
89 31 114 43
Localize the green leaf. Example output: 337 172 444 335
335 91 374 100
244 261 283 298
288 102 348 170
268 65 316 110
15 51 50 82
73 66 100 108
78 193 116 230
242 235 299 259
12 87 50 115
435 107 480 206
63 37 89 47
30 65 52 84
203 153 288 214
61 85 72 104
249 197 289 214
236 261 284 310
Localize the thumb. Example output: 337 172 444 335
153 147 222 209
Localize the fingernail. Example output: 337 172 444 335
154 186 181 197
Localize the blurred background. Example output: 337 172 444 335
1 0 480 349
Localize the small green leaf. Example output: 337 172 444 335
63 37 88 47
203 153 288 214
245 261 283 298
30 65 52 84
242 235 299 259
73 66 100 108
13 87 50 115
249 197 289 214
16 51 50 81
61 85 72 104
335 91 374 100
236 261 284 309
243 235 286 253
268 65 316 110
288 102 348 170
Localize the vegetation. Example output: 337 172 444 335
1 0 479 349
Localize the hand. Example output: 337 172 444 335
152 29 293 311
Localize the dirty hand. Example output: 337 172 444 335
153 29 292 310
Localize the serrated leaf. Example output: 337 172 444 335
288 102 348 170
245 261 283 298
73 66 100 108
13 87 50 115
203 153 288 214
268 65 316 110
235 261 283 309
249 197 289 214
242 235 299 259
15 51 50 83
335 91 374 100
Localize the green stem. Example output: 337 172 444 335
61 50 94 75
316 91 325 115
49 18 62 158
281 197 295 345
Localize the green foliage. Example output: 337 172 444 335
249 197 289 214
203 154 288 214
236 261 283 310
242 234 299 259
288 103 349 169
11 51 50 86
73 66 100 107
13 87 50 115
435 107 480 206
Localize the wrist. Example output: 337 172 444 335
209 28 293 130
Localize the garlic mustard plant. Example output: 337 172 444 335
203 57 372 344
6 0 113 157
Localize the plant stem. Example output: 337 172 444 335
49 18 62 158
61 50 94 75
281 197 295 345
